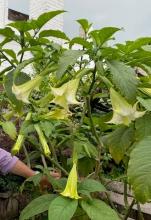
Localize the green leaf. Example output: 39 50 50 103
108 61 138 102
39 30 69 41
1 121 17 140
81 199 119 220
127 37 151 53
48 196 78 220
0 27 15 37
76 19 92 33
137 97 151 111
99 27 120 46
40 121 53 138
128 136 151 203
36 10 65 29
0 66 13 77
135 113 151 140
18 46 43 56
20 194 56 220
8 21 33 32
74 139 98 159
56 50 85 78
104 126 134 163
70 37 92 49
13 58 35 79
2 49 17 60
20 121 34 136
78 179 106 197
90 27 120 46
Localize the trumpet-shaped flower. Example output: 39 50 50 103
41 109 69 120
12 75 42 103
12 134 24 155
107 88 145 126
61 162 81 200
34 124 51 156
51 78 80 110
11 112 32 155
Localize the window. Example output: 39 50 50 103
8 0 29 21
8 9 29 21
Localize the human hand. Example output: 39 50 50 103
40 169 61 191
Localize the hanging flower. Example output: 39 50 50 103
41 109 69 120
61 162 81 200
51 78 80 110
12 134 24 155
34 124 51 156
107 88 145 126
11 112 32 155
12 75 42 103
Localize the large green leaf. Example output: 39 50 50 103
78 179 106 198
127 37 151 53
36 10 65 29
70 37 92 49
76 19 91 33
128 136 151 203
0 27 15 37
48 196 78 220
104 126 134 163
135 113 151 140
56 50 85 78
90 27 120 46
20 194 56 220
39 30 69 41
98 27 120 46
8 21 33 32
108 61 138 102
81 199 119 220
137 97 151 111
0 121 17 140
2 49 17 61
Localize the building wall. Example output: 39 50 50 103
0 0 64 71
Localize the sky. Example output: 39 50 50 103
64 0 151 43
8 0 151 43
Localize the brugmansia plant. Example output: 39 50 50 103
1 10 151 220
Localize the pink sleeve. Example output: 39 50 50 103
0 148 19 174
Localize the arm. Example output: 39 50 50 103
0 148 61 179
0 148 35 178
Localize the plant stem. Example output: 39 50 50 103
124 180 129 209
49 140 58 163
86 96 102 148
41 154 48 169
88 70 96 94
123 199 135 220
0 50 16 68
19 31 25 63
86 96 103 178
47 156 69 176
137 202 144 220
23 144 31 168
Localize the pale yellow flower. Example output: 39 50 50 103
107 88 145 126
61 163 81 200
34 124 51 156
12 112 32 155
12 75 42 103
51 78 80 110
41 109 69 120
